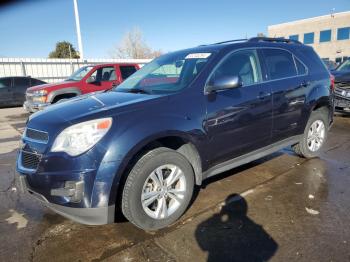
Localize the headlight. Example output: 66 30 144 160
51 118 112 156
32 90 48 103
33 90 48 96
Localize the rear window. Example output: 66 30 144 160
262 49 297 80
120 66 137 80
30 78 46 86
0 78 11 88
14 77 30 87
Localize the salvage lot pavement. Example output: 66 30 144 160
0 107 349 262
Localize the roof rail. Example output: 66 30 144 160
213 39 248 45
248 37 302 44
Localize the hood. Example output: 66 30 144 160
331 70 350 84
26 81 78 92
27 91 165 132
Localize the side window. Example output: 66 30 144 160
210 49 262 87
0 78 11 89
14 77 30 87
262 49 297 80
294 57 307 75
90 66 116 82
120 66 137 80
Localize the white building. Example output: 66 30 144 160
268 11 350 63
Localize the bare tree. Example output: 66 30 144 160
110 27 162 59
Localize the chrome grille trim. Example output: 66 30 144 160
24 128 49 144
20 150 42 171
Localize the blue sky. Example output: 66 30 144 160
0 0 349 58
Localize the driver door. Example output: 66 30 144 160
204 49 273 167
85 66 120 93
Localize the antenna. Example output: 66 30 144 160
331 8 335 18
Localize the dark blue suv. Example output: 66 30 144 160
17 38 334 230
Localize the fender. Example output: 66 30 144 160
90 112 207 208
299 77 332 132
47 87 82 103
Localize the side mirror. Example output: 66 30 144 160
86 76 96 84
206 75 242 93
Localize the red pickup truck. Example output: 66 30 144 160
24 63 140 113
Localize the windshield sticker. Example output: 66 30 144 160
185 53 211 59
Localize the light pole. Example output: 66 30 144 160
73 0 84 59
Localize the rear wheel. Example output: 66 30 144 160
121 147 194 230
292 108 329 158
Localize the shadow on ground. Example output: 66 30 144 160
195 194 278 262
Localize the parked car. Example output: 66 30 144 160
17 37 334 230
331 59 350 113
23 63 140 113
0 76 46 107
322 59 337 71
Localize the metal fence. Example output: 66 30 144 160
0 58 151 83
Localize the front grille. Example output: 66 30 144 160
26 93 34 103
21 150 41 170
335 82 350 88
25 128 49 143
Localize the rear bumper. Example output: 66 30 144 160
19 175 115 225
23 100 49 113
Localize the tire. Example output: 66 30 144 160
292 108 329 158
121 147 195 230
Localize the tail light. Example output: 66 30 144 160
330 74 335 91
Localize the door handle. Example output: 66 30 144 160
257 91 271 100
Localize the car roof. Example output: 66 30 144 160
179 37 309 54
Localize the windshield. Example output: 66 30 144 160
336 60 350 72
66 66 94 81
114 50 212 94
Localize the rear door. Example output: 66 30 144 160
85 65 120 93
13 77 30 104
260 48 308 143
205 49 273 166
0 78 13 106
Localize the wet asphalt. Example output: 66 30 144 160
0 107 349 262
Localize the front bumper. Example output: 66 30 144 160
23 100 49 113
334 95 350 113
19 174 115 225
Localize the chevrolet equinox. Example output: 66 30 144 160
17 37 334 230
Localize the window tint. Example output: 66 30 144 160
30 78 45 86
320 30 331 42
14 77 30 87
0 78 11 89
303 32 314 44
90 66 116 82
262 49 297 80
289 35 299 41
210 50 261 87
337 27 350 40
294 57 307 75
120 66 137 80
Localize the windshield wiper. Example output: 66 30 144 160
119 88 150 94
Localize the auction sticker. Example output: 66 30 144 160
185 53 211 59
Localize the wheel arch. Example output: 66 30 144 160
108 133 203 214
47 87 81 103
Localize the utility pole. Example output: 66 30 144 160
73 0 84 59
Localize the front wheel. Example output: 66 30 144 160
292 109 329 158
121 147 194 230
